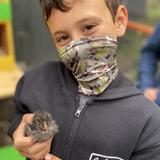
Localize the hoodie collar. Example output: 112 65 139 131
93 72 142 100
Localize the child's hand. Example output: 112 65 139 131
144 88 159 102
45 154 62 160
13 114 53 160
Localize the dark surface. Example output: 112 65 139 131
11 0 58 67
0 98 15 146
127 0 146 18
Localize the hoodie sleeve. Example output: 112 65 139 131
130 109 160 160
7 62 60 138
7 75 30 138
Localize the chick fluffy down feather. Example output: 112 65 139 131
25 110 59 142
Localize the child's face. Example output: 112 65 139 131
47 0 128 48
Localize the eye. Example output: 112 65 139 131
56 35 69 43
83 24 97 33
55 35 70 46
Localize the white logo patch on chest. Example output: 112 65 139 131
89 153 124 160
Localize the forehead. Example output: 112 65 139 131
48 0 112 29
53 0 109 16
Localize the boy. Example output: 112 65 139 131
8 0 160 160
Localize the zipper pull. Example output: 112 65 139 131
75 103 86 118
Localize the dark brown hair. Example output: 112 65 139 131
39 0 120 21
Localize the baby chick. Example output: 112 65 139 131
25 110 59 142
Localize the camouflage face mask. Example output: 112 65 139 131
58 36 119 96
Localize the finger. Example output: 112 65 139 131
23 113 34 124
21 144 50 160
13 114 36 151
14 136 36 150
19 138 52 154
145 90 155 101
45 154 62 160
13 113 34 137
144 91 151 99
51 156 62 160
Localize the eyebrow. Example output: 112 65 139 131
53 15 102 37
54 31 68 37
75 15 102 26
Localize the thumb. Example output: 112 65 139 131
45 154 62 160
19 113 34 136
22 113 34 124
13 114 34 137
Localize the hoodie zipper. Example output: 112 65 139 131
75 101 87 118
63 96 92 160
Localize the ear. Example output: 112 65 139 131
114 5 128 37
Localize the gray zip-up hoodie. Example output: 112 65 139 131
8 61 160 160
